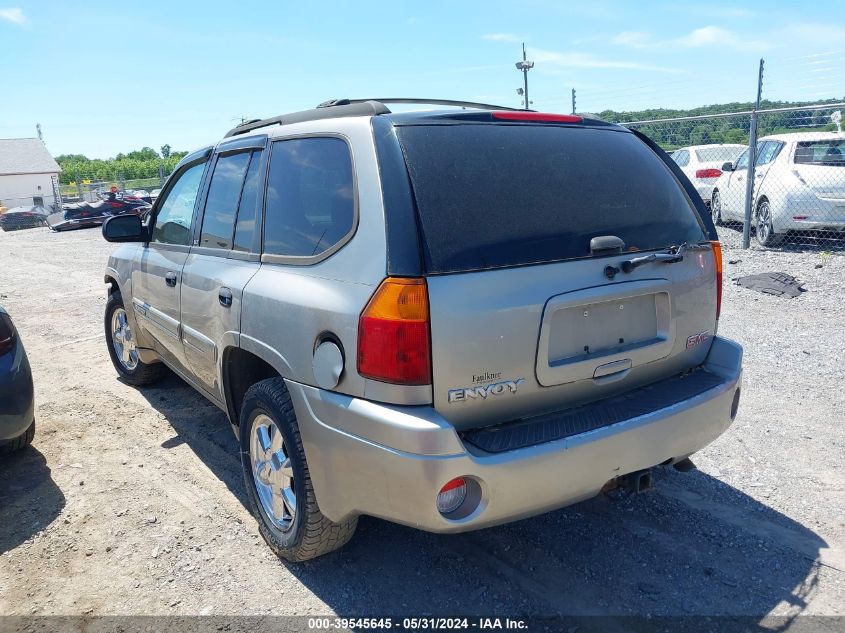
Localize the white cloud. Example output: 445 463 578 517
530 47 683 74
0 7 25 24
774 22 845 44
611 31 652 47
482 33 521 43
611 25 771 53
675 26 769 51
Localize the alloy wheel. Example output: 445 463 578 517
250 413 296 531
111 307 139 371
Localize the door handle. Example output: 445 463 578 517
219 287 233 308
165 272 177 287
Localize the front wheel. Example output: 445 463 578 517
104 292 168 386
755 199 783 247
239 377 357 562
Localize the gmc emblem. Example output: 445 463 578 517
686 331 711 349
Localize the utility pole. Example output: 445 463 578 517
742 58 764 249
571 88 576 115
515 43 534 110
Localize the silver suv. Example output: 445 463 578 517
102 99 743 562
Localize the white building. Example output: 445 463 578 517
0 138 62 210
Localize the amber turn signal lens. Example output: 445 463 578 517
357 278 432 385
710 241 723 319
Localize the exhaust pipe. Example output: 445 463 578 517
618 468 653 494
673 457 697 473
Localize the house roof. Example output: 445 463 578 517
0 138 61 176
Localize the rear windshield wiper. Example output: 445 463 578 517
604 242 708 279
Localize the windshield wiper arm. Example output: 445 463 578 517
621 251 683 273
604 243 707 279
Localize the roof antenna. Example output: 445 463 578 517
36 123 43 141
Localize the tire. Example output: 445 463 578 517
0 420 34 454
239 377 357 562
711 189 723 226
104 292 168 386
754 199 783 247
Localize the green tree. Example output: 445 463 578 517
160 144 171 159
55 147 189 183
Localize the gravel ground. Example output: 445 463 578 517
0 224 843 623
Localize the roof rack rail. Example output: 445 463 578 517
224 98 525 138
224 100 390 137
317 98 523 112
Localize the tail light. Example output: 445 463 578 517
0 312 17 356
357 277 431 385
710 241 723 319
492 111 582 123
695 168 722 179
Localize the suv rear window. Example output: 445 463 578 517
396 124 707 274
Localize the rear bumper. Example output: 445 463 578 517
694 182 716 204
289 336 743 533
773 194 845 231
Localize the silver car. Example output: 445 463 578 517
101 99 743 562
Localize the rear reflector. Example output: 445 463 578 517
437 477 467 514
710 241 723 319
357 277 431 385
492 111 582 123
696 168 722 179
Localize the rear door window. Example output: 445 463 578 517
756 141 782 166
395 124 706 274
200 151 251 250
233 152 262 252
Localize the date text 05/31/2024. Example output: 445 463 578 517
307 617 529 630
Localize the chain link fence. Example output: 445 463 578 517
59 176 166 203
619 103 845 250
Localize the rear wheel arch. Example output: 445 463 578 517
222 347 280 426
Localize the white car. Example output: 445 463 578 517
711 132 845 246
670 144 746 205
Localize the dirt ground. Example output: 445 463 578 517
0 225 843 624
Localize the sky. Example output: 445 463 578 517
1 0 843 158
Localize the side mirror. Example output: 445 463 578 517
721 161 734 172
102 214 148 242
